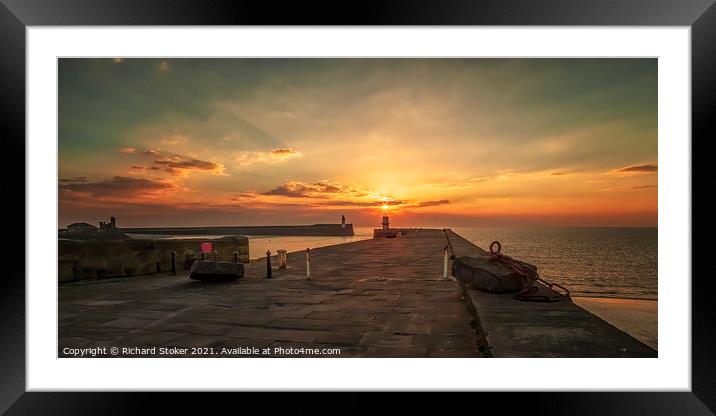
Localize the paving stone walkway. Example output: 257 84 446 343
59 229 480 357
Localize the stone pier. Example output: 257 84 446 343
58 229 656 358
59 229 479 357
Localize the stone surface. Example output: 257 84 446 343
58 229 656 358
189 260 244 282
59 229 479 358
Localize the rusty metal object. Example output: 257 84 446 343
488 240 570 302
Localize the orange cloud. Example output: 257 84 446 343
613 164 657 174
235 148 302 165
262 180 347 198
126 148 225 176
118 147 136 154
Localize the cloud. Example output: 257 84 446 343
271 148 299 155
118 147 136 154
550 171 570 176
614 164 658 173
632 185 657 189
59 176 88 183
319 200 399 207
154 157 218 171
259 181 451 212
413 199 450 208
259 181 448 210
59 176 172 198
235 148 302 165
128 148 224 175
421 176 490 190
131 165 160 171
263 181 347 198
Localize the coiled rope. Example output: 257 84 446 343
489 241 570 301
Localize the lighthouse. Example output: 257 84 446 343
341 215 346 228
374 206 399 238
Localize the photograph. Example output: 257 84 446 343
57 58 658 358
2 0 712 409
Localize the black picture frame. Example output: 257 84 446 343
2 0 713 413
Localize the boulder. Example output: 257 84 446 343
452 255 533 293
189 260 244 282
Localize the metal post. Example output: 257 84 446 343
233 250 239 263
266 250 272 278
277 249 287 269
305 248 311 280
443 245 449 279
170 251 176 275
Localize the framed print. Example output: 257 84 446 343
2 0 714 413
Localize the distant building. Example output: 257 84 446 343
67 222 98 233
67 217 118 234
99 216 117 232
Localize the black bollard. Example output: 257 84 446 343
266 250 272 278
170 251 176 275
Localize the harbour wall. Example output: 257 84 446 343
58 236 249 282
120 223 355 237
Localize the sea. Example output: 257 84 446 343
128 226 657 300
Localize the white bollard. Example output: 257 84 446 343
443 246 449 279
306 248 311 280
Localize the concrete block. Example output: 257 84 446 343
189 260 244 282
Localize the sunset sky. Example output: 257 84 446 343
58 58 657 228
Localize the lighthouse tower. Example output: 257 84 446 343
374 208 399 238
341 215 346 228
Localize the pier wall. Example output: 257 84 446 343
121 223 355 237
444 230 657 357
58 236 249 282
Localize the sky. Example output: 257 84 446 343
58 58 657 228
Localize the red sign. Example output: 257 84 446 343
200 242 213 254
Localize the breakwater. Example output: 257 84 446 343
58 228 655 358
121 223 355 237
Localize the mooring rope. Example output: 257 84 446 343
488 240 570 300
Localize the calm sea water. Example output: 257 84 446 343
127 229 376 262
128 226 657 299
452 227 657 300
244 227 375 260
